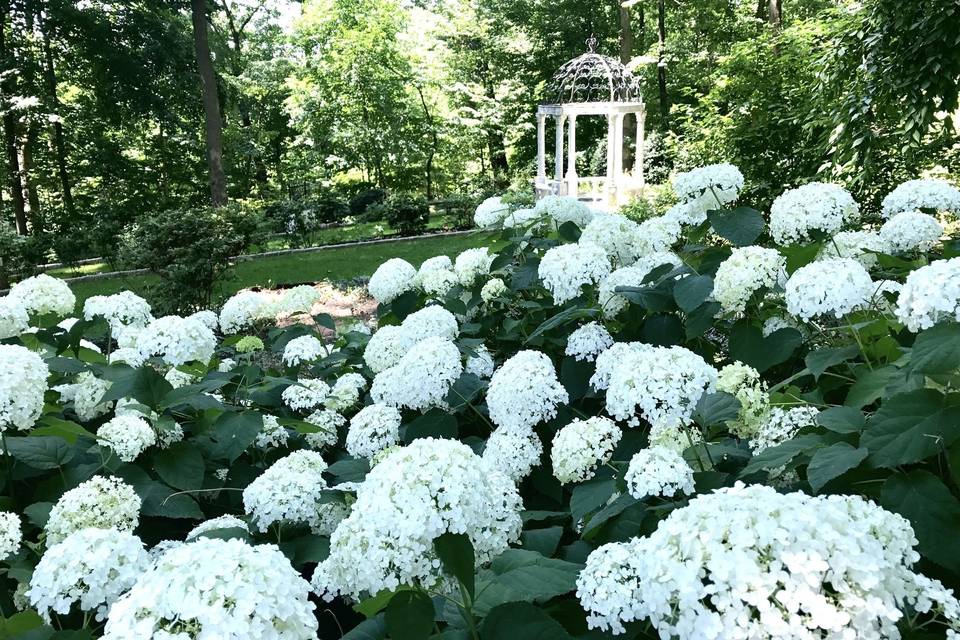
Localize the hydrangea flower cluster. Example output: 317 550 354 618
599 252 682 317
218 290 270 334
486 350 568 430
551 416 622 484
769 182 859 245
97 414 157 462
454 247 494 285
312 438 523 600
624 446 695 500
254 414 290 449
304 408 345 449
713 246 785 315
596 344 718 428
539 242 610 304
0 511 20 561
481 277 508 303
671 163 744 210
324 372 367 412
277 284 321 315
45 476 141 544
819 229 886 269
580 214 644 266
242 450 342 534
282 334 327 366
465 344 495 378
137 315 216 365
0 295 29 338
482 427 543 482
282 378 330 411
635 216 682 256
474 196 510 228
28 528 149 623
363 324 407 373
577 483 955 638
716 362 769 439
881 178 960 217
400 305 459 344
750 405 820 453
565 321 614 362
534 194 595 228
83 291 153 331
103 538 318 640
895 258 960 331
785 257 873 320
189 309 219 331
346 403 402 458
9 273 75 316
370 336 462 410
0 345 49 431
879 210 943 254
368 257 417 303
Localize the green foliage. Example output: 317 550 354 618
369 193 430 236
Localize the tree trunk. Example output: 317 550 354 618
657 0 669 129
480 61 508 183
0 0 27 234
39 9 76 223
768 0 782 30
755 0 767 19
191 0 228 207
618 2 633 65
413 84 437 199
22 123 41 227
637 2 645 53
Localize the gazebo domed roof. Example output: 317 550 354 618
544 36 641 105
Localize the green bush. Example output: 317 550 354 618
119 204 265 313
348 188 388 216
370 193 429 236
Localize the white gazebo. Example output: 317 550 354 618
534 37 646 208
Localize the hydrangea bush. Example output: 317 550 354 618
1 170 959 640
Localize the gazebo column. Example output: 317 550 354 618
613 113 625 202
635 110 645 188
554 115 566 194
536 113 547 187
565 114 578 198
605 114 616 204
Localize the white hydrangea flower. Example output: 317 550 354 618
9 273 75 316
895 258 960 331
83 291 152 331
534 194 595 228
591 342 652 391
368 258 417 304
312 438 523 600
0 295 29 338
163 366 195 389
454 248 494 286
186 515 250 540
28 528 149 623
882 178 960 217
136 315 216 366
577 483 947 638
663 199 708 226
282 334 327 366
714 246 785 315
278 284 321 315
880 210 943 254
580 214 644 266
502 207 543 229
400 305 459 344
45 476 141 545
648 419 702 453
539 242 610 304
474 196 510 228
481 277 508 303
417 266 458 297
103 538 317 640
254 414 289 449
324 372 367 412
635 216 682 256
769 182 860 245
188 309 219 331
363 324 407 373
346 403 401 458
155 421 184 448
716 362 769 439
465 344 495 378
0 345 48 432
219 290 270 334
565 322 614 362
599 345 718 428
371 337 462 411
482 427 543 482
217 357 236 372
598 252 683 317
762 314 802 337
785 257 873 320
551 416 622 484
54 371 112 422
818 229 886 269
114 324 142 349
672 163 744 209
0 511 21 561
282 378 330 411
97 414 157 462
487 350 568 430
624 446 695 500
243 450 341 534
304 408 345 449
750 405 820 453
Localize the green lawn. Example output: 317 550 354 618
67 231 493 308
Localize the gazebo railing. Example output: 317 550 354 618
535 176 609 204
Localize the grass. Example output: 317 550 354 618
67 230 494 307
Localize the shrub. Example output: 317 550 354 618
369 193 429 236
348 188 388 217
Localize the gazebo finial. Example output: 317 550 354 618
585 34 597 54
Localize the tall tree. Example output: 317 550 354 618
0 0 27 234
37 5 75 223
656 0 668 128
191 0 228 206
